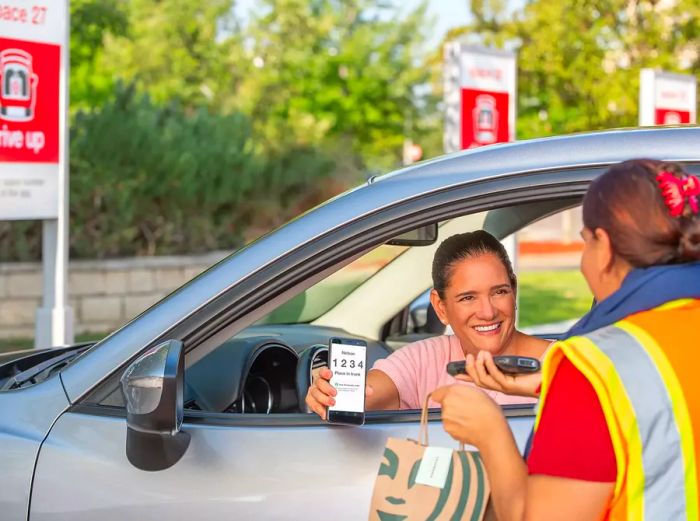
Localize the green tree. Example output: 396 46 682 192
447 0 700 139
238 0 435 171
100 0 241 108
67 84 333 258
70 0 128 109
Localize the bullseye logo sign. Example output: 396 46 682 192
0 37 59 163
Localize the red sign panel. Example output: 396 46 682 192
0 36 59 163
655 108 691 125
460 88 509 149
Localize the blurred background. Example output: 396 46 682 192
0 0 698 347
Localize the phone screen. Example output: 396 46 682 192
328 338 367 424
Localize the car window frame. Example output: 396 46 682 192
77 169 598 418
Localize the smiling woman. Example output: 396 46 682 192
305 230 550 416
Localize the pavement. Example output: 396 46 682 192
518 251 581 271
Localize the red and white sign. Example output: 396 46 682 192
443 44 516 152
0 0 66 219
639 69 696 127
0 39 60 162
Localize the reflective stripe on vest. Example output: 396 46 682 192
537 322 698 521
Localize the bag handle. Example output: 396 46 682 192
420 392 465 451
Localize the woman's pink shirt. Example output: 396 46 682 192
371 334 537 409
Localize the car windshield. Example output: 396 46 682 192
256 245 407 325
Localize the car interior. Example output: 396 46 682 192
181 197 583 415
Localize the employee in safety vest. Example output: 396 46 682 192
433 159 700 521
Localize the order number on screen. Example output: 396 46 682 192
331 356 364 370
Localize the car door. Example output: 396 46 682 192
29 405 536 520
29 165 596 520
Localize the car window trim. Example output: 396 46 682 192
68 402 536 427
80 168 595 406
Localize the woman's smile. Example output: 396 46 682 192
471 322 502 335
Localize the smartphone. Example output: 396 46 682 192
446 355 541 376
327 337 367 426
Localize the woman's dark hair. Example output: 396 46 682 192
582 159 700 267
432 230 516 298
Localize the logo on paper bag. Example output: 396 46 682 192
369 441 489 521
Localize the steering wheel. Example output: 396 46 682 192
295 344 329 412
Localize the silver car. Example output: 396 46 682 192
1 127 698 520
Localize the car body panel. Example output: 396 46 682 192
0 376 69 521
30 408 535 521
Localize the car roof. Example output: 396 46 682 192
370 126 700 193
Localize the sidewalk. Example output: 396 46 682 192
518 241 582 271
519 251 581 271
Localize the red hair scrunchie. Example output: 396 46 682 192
656 171 700 218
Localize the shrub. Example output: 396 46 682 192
0 84 337 260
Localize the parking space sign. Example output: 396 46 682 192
0 0 66 219
639 69 697 127
443 43 516 152
0 37 60 163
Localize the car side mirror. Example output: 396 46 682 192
121 339 190 471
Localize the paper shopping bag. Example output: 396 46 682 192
368 396 490 521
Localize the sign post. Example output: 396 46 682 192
639 69 697 126
0 0 73 347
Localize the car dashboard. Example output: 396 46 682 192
183 325 391 414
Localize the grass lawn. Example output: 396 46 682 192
518 269 592 328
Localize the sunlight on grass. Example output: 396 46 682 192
518 270 592 328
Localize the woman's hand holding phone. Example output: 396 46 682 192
457 351 542 398
305 367 374 420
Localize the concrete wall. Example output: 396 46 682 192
0 251 229 340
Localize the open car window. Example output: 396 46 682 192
181 198 588 415
517 205 591 337
256 245 407 325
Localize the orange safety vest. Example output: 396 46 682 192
536 298 699 520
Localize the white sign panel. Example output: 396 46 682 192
444 43 516 153
639 69 697 127
0 0 67 219
1 0 72 348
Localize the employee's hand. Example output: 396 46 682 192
305 367 374 420
456 350 541 398
432 384 507 448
